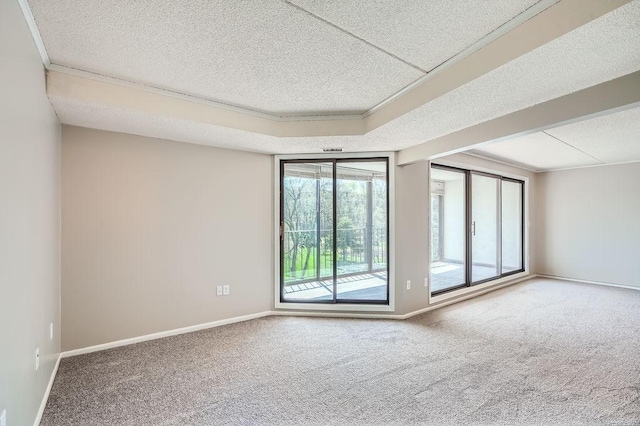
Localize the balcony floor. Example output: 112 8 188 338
431 261 520 293
283 271 387 301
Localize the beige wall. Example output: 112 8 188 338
0 0 61 424
394 162 431 315
61 129 538 350
536 163 640 288
61 126 273 351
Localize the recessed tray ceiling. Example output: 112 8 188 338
28 0 548 115
28 0 424 115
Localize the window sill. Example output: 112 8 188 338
274 301 395 312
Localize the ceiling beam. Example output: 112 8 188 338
397 71 640 166
365 0 630 132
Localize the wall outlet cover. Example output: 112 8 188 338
35 348 40 371
223 285 230 295
406 280 411 290
50 322 54 341
216 286 223 296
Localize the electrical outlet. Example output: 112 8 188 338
223 285 230 296
424 278 429 287
1 409 6 426
35 348 40 371
216 286 223 296
406 280 411 290
50 323 54 341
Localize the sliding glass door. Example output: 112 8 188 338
471 173 500 284
281 158 389 304
430 164 524 296
501 179 524 274
430 166 467 293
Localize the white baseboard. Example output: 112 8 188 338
39 276 537 421
34 354 61 426
61 311 272 358
402 274 538 319
59 275 543 360
537 274 640 291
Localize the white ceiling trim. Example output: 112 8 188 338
16 0 50 66
21 0 625 128
537 159 640 173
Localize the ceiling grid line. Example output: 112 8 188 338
541 130 605 164
282 0 428 74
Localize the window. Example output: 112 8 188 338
280 158 389 305
430 164 524 296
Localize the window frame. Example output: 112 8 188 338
274 152 396 313
429 161 527 300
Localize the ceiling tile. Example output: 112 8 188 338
472 133 601 171
367 0 640 147
28 0 423 114
545 107 640 164
290 0 540 71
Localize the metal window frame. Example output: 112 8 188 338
430 164 525 296
280 157 390 305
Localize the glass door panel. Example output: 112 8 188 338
336 160 388 302
281 162 333 301
430 167 466 293
502 180 524 274
471 174 500 283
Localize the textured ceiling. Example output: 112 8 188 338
367 0 640 146
289 0 539 72
28 0 425 114
472 132 601 171
472 107 640 171
35 0 640 167
545 107 640 164
30 0 640 170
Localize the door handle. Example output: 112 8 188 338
472 221 476 236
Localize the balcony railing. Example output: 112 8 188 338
283 227 387 285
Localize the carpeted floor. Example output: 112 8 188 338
41 278 640 425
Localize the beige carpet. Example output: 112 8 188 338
42 278 640 425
